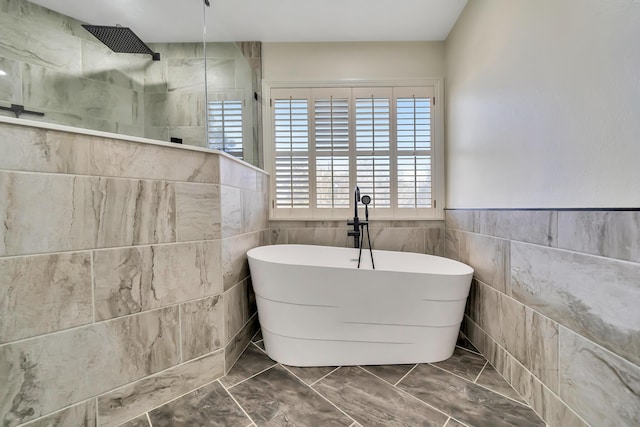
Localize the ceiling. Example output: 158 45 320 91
28 0 467 43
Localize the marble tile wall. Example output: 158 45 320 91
445 209 640 427
145 42 260 154
270 220 445 256
0 0 263 164
0 122 268 426
0 0 146 135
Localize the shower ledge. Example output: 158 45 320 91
0 115 267 174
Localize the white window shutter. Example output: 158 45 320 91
208 100 243 158
354 89 391 209
273 97 310 208
396 95 432 208
314 96 350 208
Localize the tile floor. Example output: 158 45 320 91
120 331 546 427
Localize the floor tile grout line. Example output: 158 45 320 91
457 333 482 355
281 364 358 425
455 344 484 358
474 360 530 406
473 361 489 383
443 417 451 427
249 329 261 341
251 340 267 354
351 365 455 423
473 380 531 407
445 416 474 427
357 365 403 387
462 320 575 412
428 362 485 385
429 361 532 408
308 366 342 387
218 379 258 426
384 370 456 421
393 363 419 386
145 412 153 427
225 362 278 390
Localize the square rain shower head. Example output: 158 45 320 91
82 25 160 61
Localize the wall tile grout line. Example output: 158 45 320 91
448 216 640 265
113 376 227 426
0 238 224 261
468 279 640 373
0 167 225 185
90 251 96 323
145 411 153 427
0 300 227 349
178 304 183 363
427 362 530 407
464 318 561 408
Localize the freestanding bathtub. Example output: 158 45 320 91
247 244 474 367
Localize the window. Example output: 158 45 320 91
208 100 243 159
268 84 441 220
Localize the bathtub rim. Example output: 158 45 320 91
247 244 474 276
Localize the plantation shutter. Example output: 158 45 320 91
314 89 351 209
208 100 243 159
395 87 434 210
269 85 438 219
354 88 392 209
272 89 310 210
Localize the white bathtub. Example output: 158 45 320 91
247 244 474 367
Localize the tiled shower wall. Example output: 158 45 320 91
0 121 268 426
0 0 261 156
144 42 258 152
0 0 147 135
270 220 445 255
445 209 640 427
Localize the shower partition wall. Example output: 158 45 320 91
0 0 262 166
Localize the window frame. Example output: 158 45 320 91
264 79 444 221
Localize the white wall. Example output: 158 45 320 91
263 42 444 81
445 0 640 208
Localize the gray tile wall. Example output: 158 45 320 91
144 42 258 151
0 0 261 161
270 220 445 255
0 122 267 426
446 209 640 427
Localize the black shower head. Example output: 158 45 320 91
82 25 160 61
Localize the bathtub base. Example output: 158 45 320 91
261 325 460 367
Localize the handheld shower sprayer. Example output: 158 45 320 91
354 186 361 220
361 194 371 221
